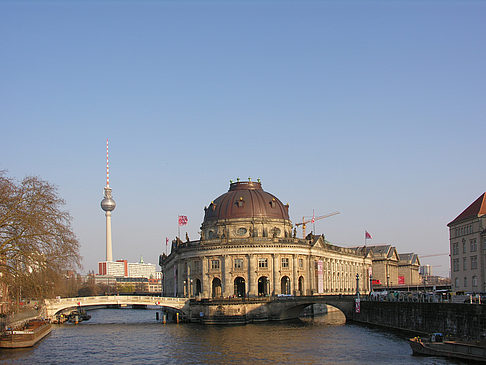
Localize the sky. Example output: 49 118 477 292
1 1 485 277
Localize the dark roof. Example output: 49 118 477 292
448 193 486 226
203 180 290 223
399 253 419 265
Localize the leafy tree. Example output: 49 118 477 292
0 172 81 305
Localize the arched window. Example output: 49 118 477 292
298 276 304 295
472 275 478 288
234 277 246 297
258 276 270 296
212 277 222 298
281 276 291 295
195 279 202 296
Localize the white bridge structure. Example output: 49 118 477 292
44 296 189 319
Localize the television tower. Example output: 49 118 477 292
101 138 116 261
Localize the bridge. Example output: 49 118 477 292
188 294 356 324
44 295 189 319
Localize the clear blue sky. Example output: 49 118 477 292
2 1 485 276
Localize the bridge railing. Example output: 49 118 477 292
45 295 188 307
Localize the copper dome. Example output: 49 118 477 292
203 180 290 223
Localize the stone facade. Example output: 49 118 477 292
398 253 421 286
160 180 372 298
448 193 486 292
353 245 420 287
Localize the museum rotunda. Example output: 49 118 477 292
159 180 372 298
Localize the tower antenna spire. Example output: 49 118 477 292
106 138 110 188
101 138 116 262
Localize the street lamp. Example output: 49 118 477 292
387 274 390 289
356 273 360 299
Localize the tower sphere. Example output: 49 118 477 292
101 197 116 211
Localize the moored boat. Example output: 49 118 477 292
409 333 486 363
0 319 52 348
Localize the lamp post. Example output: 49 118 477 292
387 274 390 289
356 273 360 299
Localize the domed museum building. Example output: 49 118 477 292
159 180 372 298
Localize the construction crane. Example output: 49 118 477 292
419 253 449 258
295 211 340 238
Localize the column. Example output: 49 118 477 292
187 262 191 297
177 261 184 297
248 254 257 297
202 257 209 298
308 255 314 295
223 255 232 297
293 255 298 295
272 254 278 296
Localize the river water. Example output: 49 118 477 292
0 308 465 364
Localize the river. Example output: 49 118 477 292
0 308 465 364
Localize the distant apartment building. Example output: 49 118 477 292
448 192 486 292
127 259 156 279
98 260 128 277
98 258 157 279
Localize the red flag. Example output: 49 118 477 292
365 231 372 240
166 237 168 246
178 215 188 226
311 209 315 224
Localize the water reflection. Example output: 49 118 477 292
0 308 465 365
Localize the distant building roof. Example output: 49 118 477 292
398 253 420 266
448 192 486 226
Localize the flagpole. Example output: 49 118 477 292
178 215 180 240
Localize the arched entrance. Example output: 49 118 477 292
281 276 291 295
258 276 270 296
212 277 222 298
234 277 246 297
195 279 202 296
298 276 304 295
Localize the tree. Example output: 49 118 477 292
0 172 81 305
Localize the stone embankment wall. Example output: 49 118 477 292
353 301 486 340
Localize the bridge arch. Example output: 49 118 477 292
44 296 189 320
269 295 356 321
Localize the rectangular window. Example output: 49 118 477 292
453 259 459 272
281 258 289 268
463 242 466 253
234 258 243 269
299 258 304 268
194 260 201 272
211 260 220 270
452 243 458 255
258 258 268 268
463 257 467 271
471 256 478 269
464 277 468 287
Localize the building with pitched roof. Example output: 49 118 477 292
353 245 399 288
447 192 486 292
398 253 421 286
